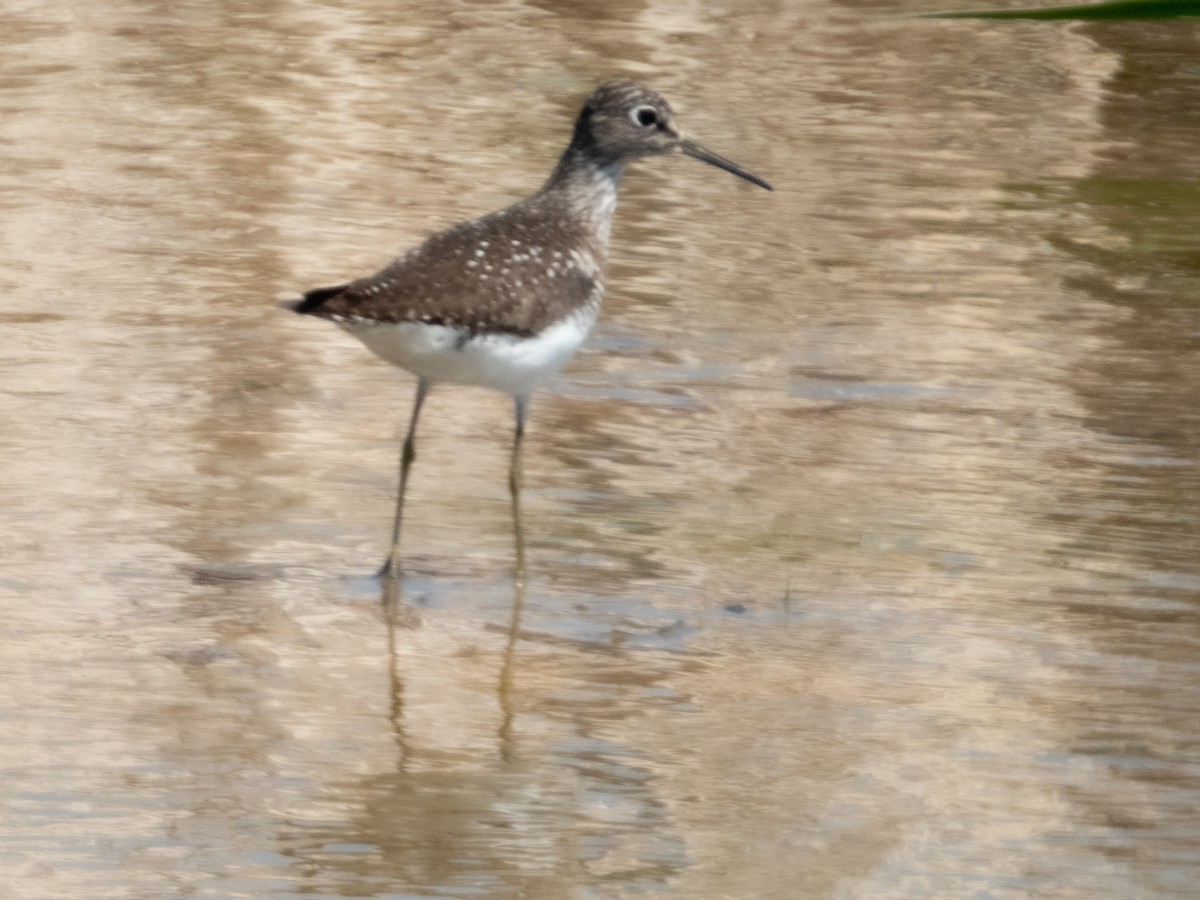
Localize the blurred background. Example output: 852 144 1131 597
1 1 1198 897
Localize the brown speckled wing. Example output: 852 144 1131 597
297 198 603 337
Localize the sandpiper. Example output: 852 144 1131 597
286 80 772 577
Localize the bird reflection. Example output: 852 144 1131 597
381 577 414 768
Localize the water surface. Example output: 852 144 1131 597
1 2 1198 898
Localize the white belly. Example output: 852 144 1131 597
339 307 598 397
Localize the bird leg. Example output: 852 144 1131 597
509 395 530 585
380 378 430 578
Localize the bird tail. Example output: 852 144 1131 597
280 284 349 315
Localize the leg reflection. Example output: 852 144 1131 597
381 574 416 768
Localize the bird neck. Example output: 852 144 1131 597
538 146 624 247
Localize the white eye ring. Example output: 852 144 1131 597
630 105 659 128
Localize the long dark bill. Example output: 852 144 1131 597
680 139 773 191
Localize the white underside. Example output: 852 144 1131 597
338 307 598 397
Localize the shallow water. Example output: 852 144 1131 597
2 3 1198 898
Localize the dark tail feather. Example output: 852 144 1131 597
281 284 350 315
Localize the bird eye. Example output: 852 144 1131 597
631 106 659 128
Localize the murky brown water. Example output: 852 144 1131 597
2 2 1198 898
